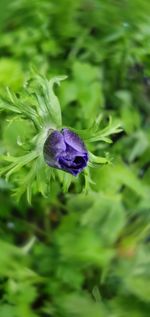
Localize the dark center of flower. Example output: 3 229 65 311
74 156 84 165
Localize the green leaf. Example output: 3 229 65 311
34 74 67 127
89 152 110 166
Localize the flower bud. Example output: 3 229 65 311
43 128 88 176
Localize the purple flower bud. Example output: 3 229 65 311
43 128 88 176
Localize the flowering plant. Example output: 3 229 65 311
0 74 122 203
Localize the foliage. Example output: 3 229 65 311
0 74 121 202
0 0 150 316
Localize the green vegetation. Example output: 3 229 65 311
0 1 150 316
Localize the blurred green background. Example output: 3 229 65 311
0 0 150 316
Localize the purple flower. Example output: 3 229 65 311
43 128 88 176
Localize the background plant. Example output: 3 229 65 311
0 1 150 317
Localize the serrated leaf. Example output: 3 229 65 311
89 152 110 165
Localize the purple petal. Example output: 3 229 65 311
58 155 87 176
43 130 66 167
62 128 87 153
